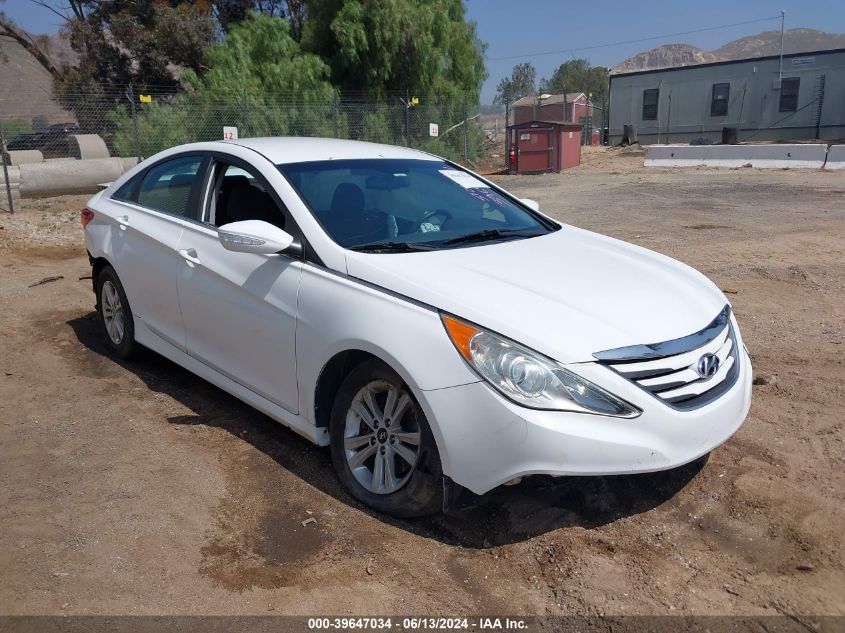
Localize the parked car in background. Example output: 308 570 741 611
5 132 41 151
81 137 752 517
5 122 80 153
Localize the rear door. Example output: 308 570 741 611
175 155 303 413
104 153 208 350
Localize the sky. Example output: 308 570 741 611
4 0 845 103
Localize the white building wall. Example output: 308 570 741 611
609 49 845 144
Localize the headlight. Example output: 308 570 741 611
442 314 640 418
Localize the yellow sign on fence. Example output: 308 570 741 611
139 94 152 103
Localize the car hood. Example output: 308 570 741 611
344 226 728 364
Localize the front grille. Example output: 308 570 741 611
594 305 740 411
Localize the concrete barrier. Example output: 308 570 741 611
4 150 44 166
645 144 827 169
824 145 845 170
69 134 110 160
15 157 137 198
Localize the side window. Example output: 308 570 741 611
112 174 141 203
779 77 800 112
710 82 730 117
212 163 286 229
137 155 204 218
642 88 659 120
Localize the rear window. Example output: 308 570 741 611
137 156 204 217
112 175 140 203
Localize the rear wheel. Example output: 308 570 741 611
96 265 138 360
329 359 443 517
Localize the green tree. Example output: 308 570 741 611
301 0 486 100
540 59 609 102
494 62 535 106
212 0 307 38
109 14 337 156
53 1 216 94
190 13 332 100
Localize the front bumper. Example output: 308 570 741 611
416 346 752 495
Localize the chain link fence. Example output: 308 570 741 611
0 86 485 164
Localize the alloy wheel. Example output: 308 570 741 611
101 280 125 345
343 380 421 494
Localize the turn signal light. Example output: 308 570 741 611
81 208 94 228
441 314 481 361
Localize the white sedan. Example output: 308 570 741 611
82 137 752 517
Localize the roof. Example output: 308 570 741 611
511 93 588 107
610 46 845 79
225 136 438 164
506 119 582 130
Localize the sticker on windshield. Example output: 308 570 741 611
439 169 489 189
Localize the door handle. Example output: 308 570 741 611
117 215 129 230
178 248 202 267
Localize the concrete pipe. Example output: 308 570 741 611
4 150 44 166
0 165 22 201
17 157 137 198
69 134 110 160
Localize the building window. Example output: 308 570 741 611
779 77 800 112
710 83 730 116
642 88 659 120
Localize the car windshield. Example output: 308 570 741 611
279 159 556 251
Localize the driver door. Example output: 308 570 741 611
176 157 302 413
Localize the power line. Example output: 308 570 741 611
487 15 783 62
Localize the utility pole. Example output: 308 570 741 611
778 10 786 83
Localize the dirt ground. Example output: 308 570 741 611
0 146 843 617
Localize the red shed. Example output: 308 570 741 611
506 120 582 174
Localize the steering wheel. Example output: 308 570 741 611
416 209 453 233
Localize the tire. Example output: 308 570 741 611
96 265 138 360
329 359 443 518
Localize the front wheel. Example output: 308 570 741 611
329 359 443 517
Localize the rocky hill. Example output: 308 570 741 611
0 32 76 128
613 43 720 74
613 28 845 74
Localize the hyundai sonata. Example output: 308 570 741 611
82 138 752 517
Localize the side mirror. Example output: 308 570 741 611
521 198 540 212
217 220 296 255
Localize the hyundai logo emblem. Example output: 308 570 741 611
696 353 720 378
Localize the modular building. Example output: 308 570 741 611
608 47 845 145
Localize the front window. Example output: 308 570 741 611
280 159 556 252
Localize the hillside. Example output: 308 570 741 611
613 43 720 73
613 28 845 73
0 32 76 128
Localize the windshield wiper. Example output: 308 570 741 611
348 241 437 253
441 228 542 246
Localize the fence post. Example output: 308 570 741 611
0 129 14 214
463 97 468 166
504 98 510 170
601 95 607 145
241 89 250 137
128 85 141 160
332 93 339 139
404 92 410 147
